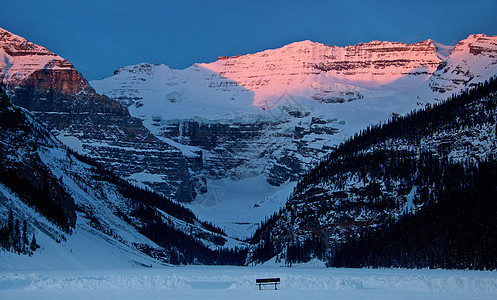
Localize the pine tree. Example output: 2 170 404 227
0 84 10 106
5 209 14 249
13 219 20 253
30 233 39 252
22 220 28 252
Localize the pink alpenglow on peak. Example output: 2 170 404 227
91 34 497 124
0 27 90 94
200 39 442 108
428 33 497 95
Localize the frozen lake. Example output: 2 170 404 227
1 266 497 299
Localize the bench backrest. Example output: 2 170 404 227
256 278 280 283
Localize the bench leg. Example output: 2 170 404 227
275 283 277 290
259 283 261 290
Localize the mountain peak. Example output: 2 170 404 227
455 33 495 49
287 39 323 47
0 26 56 59
466 33 490 40
0 26 90 94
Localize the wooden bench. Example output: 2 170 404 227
256 278 280 290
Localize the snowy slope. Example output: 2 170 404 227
0 185 157 270
0 104 161 269
0 91 244 269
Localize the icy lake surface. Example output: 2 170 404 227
1 266 497 299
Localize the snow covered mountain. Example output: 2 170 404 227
0 86 245 269
2 26 497 238
204 39 442 106
0 27 195 202
248 78 497 267
91 34 497 237
428 34 497 95
92 38 445 119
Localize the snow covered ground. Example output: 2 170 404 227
188 176 296 239
1 266 496 299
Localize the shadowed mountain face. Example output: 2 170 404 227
0 89 77 231
0 27 195 202
0 85 246 266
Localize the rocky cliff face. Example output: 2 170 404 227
0 27 195 202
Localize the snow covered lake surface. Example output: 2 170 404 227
1 266 496 299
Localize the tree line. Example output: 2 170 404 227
0 209 39 255
332 159 497 270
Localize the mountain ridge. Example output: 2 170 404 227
0 26 196 202
91 32 497 237
2 26 497 237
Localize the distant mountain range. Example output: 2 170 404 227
1 26 496 268
90 32 497 237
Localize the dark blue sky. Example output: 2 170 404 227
2 0 496 80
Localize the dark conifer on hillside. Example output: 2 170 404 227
0 209 36 255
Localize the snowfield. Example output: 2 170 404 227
1 266 496 299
